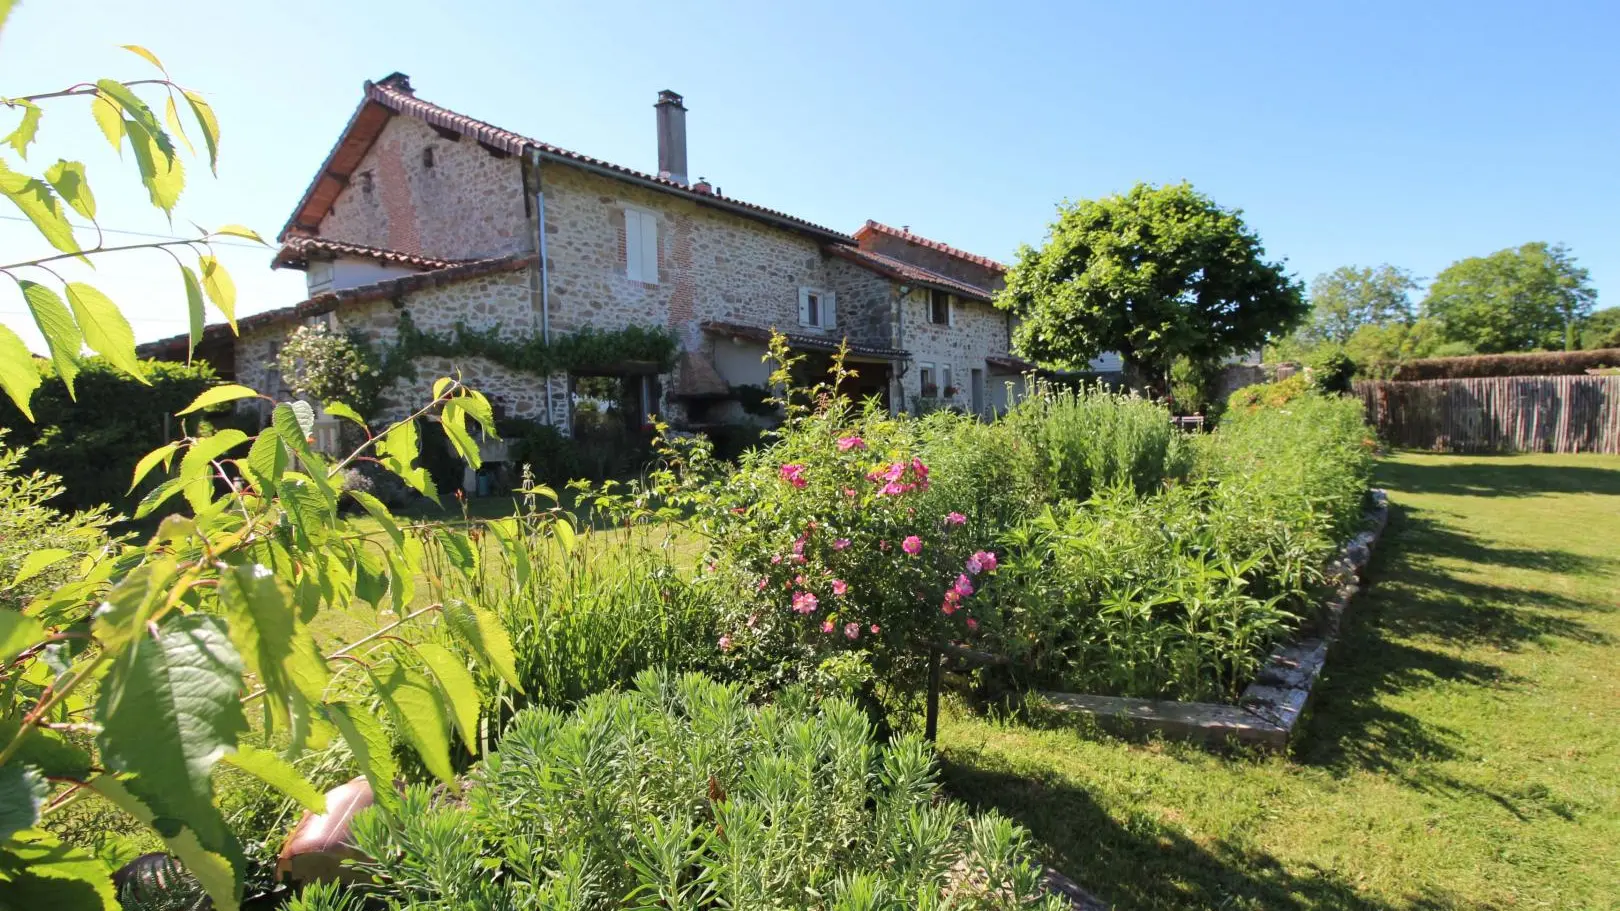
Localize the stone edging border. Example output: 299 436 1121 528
1034 489 1391 752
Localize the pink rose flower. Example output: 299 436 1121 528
879 481 908 497
779 464 807 488
880 539 891 552
973 550 999 573
843 622 860 639
791 554 806 564
885 461 906 482
832 579 848 596
843 488 858 498
756 578 768 591
837 435 867 451
792 591 819 614
821 620 835 634
902 535 922 556
747 613 759 628
794 574 807 586
792 538 806 556
833 538 851 551
954 574 974 598
941 599 958 616
965 617 978 632
945 512 967 526
870 623 881 634
719 634 734 650
771 554 782 565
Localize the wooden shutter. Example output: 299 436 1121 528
947 296 955 327
798 288 812 326
639 212 659 284
624 209 643 280
823 291 836 329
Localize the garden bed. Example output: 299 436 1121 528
1034 489 1389 751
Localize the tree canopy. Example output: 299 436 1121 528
996 182 1306 388
1421 242 1597 353
1300 265 1418 345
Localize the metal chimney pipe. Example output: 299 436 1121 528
655 90 688 186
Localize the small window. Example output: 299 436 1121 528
798 287 836 329
919 362 937 398
929 289 951 325
422 147 435 168
941 366 954 397
623 208 659 283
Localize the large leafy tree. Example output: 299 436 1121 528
1300 264 1418 345
996 182 1306 389
1421 242 1597 353
1578 307 1620 351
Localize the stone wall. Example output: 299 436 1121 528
898 293 1014 414
317 115 529 261
859 231 1006 294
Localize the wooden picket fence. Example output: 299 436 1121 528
1353 375 1620 454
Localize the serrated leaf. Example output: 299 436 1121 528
133 474 187 519
0 828 119 911
0 322 41 420
17 280 80 398
376 418 435 502
219 561 327 752
179 383 257 415
180 263 208 356
435 527 478 577
457 389 497 435
182 90 219 176
94 80 172 164
164 93 195 156
128 442 180 494
277 399 315 441
374 665 456 790
442 599 522 692
64 282 143 381
220 744 325 815
440 401 482 469
321 401 366 426
90 557 176 660
43 159 94 220
198 255 235 323
10 548 72 588
348 489 401 548
277 473 332 547
120 44 167 73
90 95 124 153
0 765 48 841
87 776 240 911
4 99 40 157
178 429 248 513
0 718 92 779
211 224 263 243
123 117 184 214
243 429 285 498
0 159 80 256
0 609 44 663
413 643 481 754
324 702 399 815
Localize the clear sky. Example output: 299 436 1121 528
2 0 1616 352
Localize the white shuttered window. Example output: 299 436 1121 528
624 208 659 283
797 287 836 329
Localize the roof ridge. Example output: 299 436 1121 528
854 220 1007 273
274 235 465 271
826 244 995 302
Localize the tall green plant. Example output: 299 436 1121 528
1000 378 1185 502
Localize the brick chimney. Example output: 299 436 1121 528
655 90 688 186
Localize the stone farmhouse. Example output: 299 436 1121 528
141 73 1068 469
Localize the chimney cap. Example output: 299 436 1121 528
376 72 414 94
656 89 686 108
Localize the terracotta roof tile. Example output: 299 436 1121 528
853 220 1008 274
273 236 464 271
825 245 996 302
139 254 535 358
985 353 1037 374
701 320 909 361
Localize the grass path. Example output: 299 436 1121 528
940 453 1620 910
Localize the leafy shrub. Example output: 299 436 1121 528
317 671 1066 910
1389 347 1620 380
1303 346 1356 394
0 433 119 612
498 418 584 488
1225 373 1312 414
0 357 222 511
999 378 1184 502
278 324 385 417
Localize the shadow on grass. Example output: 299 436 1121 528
1377 455 1620 499
941 754 1459 911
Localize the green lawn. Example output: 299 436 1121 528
940 452 1620 910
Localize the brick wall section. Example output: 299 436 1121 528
899 293 1014 411
859 232 1006 295
317 116 528 261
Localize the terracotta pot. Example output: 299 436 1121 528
275 776 375 886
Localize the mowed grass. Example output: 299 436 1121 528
939 452 1620 910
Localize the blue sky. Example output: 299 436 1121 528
2 0 1616 351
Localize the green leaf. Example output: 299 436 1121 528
133 474 187 520
94 80 173 164
87 776 240 911
10 548 72 588
163 93 195 157
347 490 402 548
89 557 176 661
178 263 208 356
123 117 184 214
321 401 366 427
4 99 40 157
414 643 481 754
435 527 479 577
211 224 263 243
0 766 47 841
43 159 94 220
64 283 143 381
552 515 577 554
0 719 92 779
440 401 482 469
182 90 220 176
219 561 327 751
277 473 332 547
219 745 325 815
199 256 235 324
442 599 523 693
0 828 118 911
90 95 124 153
129 442 180 494
0 322 41 420
377 418 436 502
242 429 285 498
179 384 258 415
457 389 497 435
373 665 457 790
324 702 399 814
17 281 80 398
120 44 168 72
0 159 80 256
0 610 44 664
178 429 248 513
